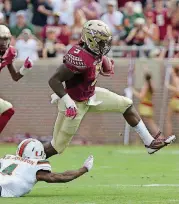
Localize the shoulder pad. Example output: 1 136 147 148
63 45 88 72
63 53 87 70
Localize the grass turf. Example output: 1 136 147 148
0 145 179 204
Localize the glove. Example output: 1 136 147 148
51 93 60 104
83 155 94 171
62 94 77 119
19 57 33 75
2 46 17 64
100 56 114 77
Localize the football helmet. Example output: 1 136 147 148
0 25 11 53
81 20 112 56
16 139 46 160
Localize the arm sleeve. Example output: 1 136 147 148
36 160 52 172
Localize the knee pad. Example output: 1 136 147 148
122 97 133 113
126 98 133 107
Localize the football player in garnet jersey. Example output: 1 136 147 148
0 25 33 135
44 20 176 158
0 138 93 197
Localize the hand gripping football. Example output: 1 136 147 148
100 56 114 76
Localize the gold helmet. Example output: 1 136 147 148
0 25 11 53
0 25 11 39
81 20 112 56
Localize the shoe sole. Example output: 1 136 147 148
147 135 176 154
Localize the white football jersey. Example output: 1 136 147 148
0 154 51 197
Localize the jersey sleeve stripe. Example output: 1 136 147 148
37 162 50 165
63 53 87 71
37 160 50 165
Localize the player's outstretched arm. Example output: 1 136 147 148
36 156 94 183
49 64 78 118
7 64 23 81
36 167 87 183
7 57 33 81
49 64 74 98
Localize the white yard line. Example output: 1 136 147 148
34 183 179 189
115 150 179 155
96 184 179 187
138 200 179 203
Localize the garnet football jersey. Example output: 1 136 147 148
0 46 17 71
0 154 51 197
63 44 102 102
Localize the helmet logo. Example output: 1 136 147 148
36 151 43 157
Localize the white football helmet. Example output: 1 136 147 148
81 20 112 56
16 139 46 160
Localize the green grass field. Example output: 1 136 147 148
0 145 179 204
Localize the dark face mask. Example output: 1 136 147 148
98 38 112 56
0 38 9 54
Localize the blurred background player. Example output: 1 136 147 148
45 20 175 159
166 65 179 136
0 25 33 135
132 71 160 136
0 138 93 197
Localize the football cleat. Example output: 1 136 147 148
146 135 176 154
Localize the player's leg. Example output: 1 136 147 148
142 117 160 136
0 99 15 134
44 109 67 158
44 101 89 158
123 106 175 154
89 87 175 153
138 104 160 136
89 87 153 145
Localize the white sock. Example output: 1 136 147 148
133 120 154 146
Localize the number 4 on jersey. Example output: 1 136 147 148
2 164 18 175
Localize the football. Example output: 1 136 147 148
101 56 114 76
